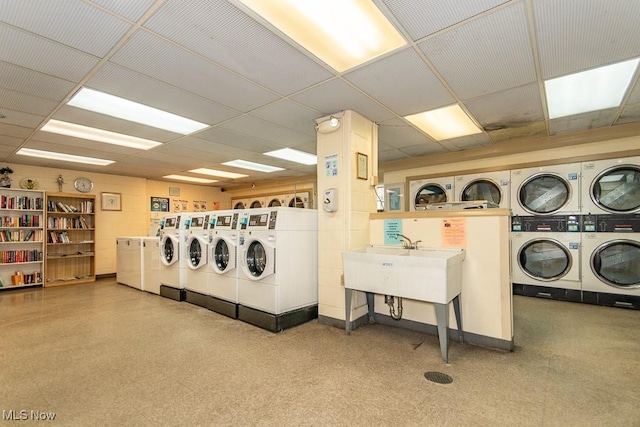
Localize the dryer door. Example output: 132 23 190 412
160 235 179 266
518 238 572 281
414 184 447 209
268 198 282 207
460 179 502 206
186 236 207 269
211 237 236 274
590 165 640 213
591 240 640 289
242 239 275 281
518 173 571 214
233 201 245 209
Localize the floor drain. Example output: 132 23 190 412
424 371 453 384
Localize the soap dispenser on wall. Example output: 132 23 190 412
323 188 338 212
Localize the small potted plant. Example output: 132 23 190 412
0 166 13 188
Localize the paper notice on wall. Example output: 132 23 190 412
193 201 207 212
173 199 188 213
384 219 403 245
325 153 338 177
442 217 466 247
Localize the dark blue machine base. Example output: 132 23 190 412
238 304 318 332
160 285 185 301
513 283 639 309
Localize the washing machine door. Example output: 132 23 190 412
268 198 282 207
186 236 207 269
160 235 180 266
242 239 275 281
460 179 501 205
289 196 305 208
211 237 236 274
591 240 640 289
518 173 571 214
518 238 572 281
414 184 447 209
233 202 245 209
590 165 640 213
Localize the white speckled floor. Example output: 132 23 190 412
1 278 639 426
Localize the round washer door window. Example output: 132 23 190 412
415 184 446 208
590 165 640 213
289 197 304 208
591 240 640 289
188 239 202 267
214 239 230 271
162 238 175 263
460 179 501 205
268 198 281 207
250 200 262 209
234 202 244 209
519 174 570 214
246 241 267 277
518 239 571 281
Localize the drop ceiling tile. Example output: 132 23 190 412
30 132 142 156
625 81 640 105
219 115 314 146
378 118 444 150
0 0 131 57
291 79 395 123
445 133 493 150
0 109 45 128
378 149 409 163
615 104 640 125
399 143 448 157
144 0 333 96
111 150 203 169
109 30 280 112
382 0 509 41
289 141 317 155
251 101 321 136
464 83 544 130
548 108 618 136
195 127 284 153
534 0 640 79
487 120 547 143
0 24 100 82
91 0 157 21
169 136 256 159
419 2 535 99
344 48 455 116
0 122 33 138
0 87 59 117
0 135 24 148
0 62 76 102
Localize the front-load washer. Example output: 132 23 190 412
409 177 454 211
159 213 190 301
581 156 640 215
510 163 581 216
286 191 311 209
581 214 640 309
455 170 510 209
208 209 242 318
184 212 212 308
511 215 582 301
237 207 318 332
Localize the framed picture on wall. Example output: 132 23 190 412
101 192 122 211
356 152 368 180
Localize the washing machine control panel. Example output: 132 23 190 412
583 214 640 232
511 215 581 232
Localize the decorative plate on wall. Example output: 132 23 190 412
19 178 39 190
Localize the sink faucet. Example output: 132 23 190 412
396 234 422 249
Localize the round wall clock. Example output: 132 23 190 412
73 177 94 193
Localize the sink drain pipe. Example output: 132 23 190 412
385 295 403 320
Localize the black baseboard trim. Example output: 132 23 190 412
238 305 318 332
160 285 185 301
513 283 582 303
185 290 209 309
97 273 116 280
208 296 238 319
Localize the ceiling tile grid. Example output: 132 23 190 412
548 108 618 136
0 87 59 117
90 0 159 22
0 62 77 102
249 101 321 137
218 115 316 146
617 104 640 125
0 109 44 129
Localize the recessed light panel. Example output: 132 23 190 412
222 159 285 173
263 148 317 165
68 87 209 134
238 0 406 72
41 120 161 150
545 58 640 119
404 104 482 141
189 168 248 179
163 175 218 184
16 148 114 166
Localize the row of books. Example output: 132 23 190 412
48 231 70 244
46 216 91 229
0 270 42 286
0 250 43 263
0 229 43 242
48 200 94 213
1 214 42 227
0 196 43 211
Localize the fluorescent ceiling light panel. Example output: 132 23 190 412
222 159 285 173
163 175 218 184
545 58 640 119
263 148 317 165
189 168 248 179
16 148 114 166
68 87 209 134
238 0 406 72
405 104 482 141
41 119 161 150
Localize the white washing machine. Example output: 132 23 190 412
286 191 311 209
116 236 160 293
266 195 286 207
581 214 640 309
511 215 582 300
237 207 318 332
581 156 640 215
510 163 581 216
408 177 454 211
455 170 510 209
208 209 242 318
184 212 212 307
159 213 190 301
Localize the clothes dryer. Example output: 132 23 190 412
455 171 510 209
237 207 318 332
286 191 311 208
510 163 580 216
232 200 246 210
409 177 454 211
184 212 212 308
208 210 242 318
266 195 286 207
511 215 582 301
159 213 190 301
248 197 265 209
581 214 640 309
581 156 640 215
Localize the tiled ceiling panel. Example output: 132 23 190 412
250 101 321 136
624 80 640 105
291 79 396 123
30 132 142 156
0 24 100 81
0 136 23 150
195 127 284 154
549 109 618 136
419 1 535 99
153 136 256 161
0 0 131 56
0 62 77 102
378 118 445 151
0 109 45 129
534 0 640 79
378 148 409 163
381 0 510 41
109 30 280 112
0 87 59 117
445 133 493 150
617 104 640 125
219 115 315 146
144 0 334 96
344 47 455 116
399 143 447 157
0 123 33 139
91 0 158 22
